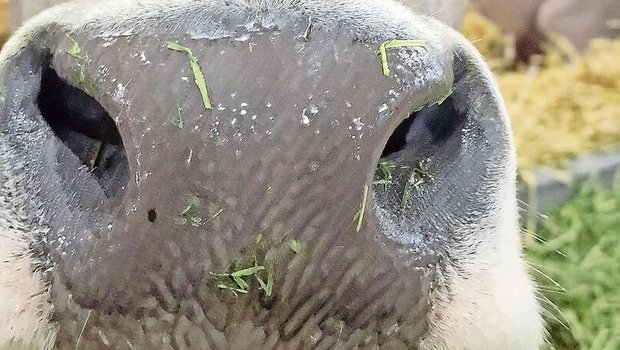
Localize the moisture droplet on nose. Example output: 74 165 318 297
310 104 319 113
301 104 319 127
140 51 151 65
378 103 391 118
352 117 364 131
301 112 311 126
309 161 319 172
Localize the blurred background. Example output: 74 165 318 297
458 4 619 349
1 0 618 349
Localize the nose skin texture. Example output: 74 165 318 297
0 0 543 349
2 19 452 349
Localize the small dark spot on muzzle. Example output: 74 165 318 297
148 209 157 223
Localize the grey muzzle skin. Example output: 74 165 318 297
0 1 513 348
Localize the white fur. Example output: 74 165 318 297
10 0 469 30
0 140 54 349
420 176 544 349
0 229 53 349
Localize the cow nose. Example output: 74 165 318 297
43 27 450 302
0 9 488 347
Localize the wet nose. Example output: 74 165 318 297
0 5 498 346
22 21 453 302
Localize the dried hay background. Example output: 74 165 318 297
463 11 620 170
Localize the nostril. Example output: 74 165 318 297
37 67 122 144
381 115 416 157
380 90 467 158
409 93 467 145
36 64 129 198
148 209 157 223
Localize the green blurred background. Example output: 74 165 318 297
525 177 620 349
